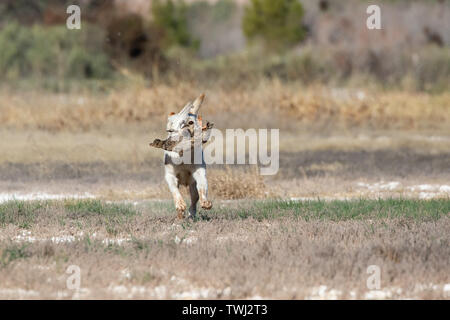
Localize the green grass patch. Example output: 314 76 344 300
0 199 448 229
0 200 46 228
64 199 136 217
64 200 138 235
204 198 450 221
0 243 31 267
0 199 138 229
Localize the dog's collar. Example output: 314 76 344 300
187 113 198 118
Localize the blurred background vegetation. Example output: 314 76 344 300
0 0 448 92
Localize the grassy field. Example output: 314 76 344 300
0 84 448 299
0 199 448 299
0 0 448 301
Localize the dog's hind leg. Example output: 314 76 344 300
188 181 199 218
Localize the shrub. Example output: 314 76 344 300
242 0 306 51
414 47 450 93
0 22 113 81
151 0 199 50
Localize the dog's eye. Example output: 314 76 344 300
167 129 174 133
188 120 194 125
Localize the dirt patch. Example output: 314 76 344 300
0 160 163 183
277 149 450 180
2 148 448 183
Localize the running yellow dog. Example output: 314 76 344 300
150 94 214 219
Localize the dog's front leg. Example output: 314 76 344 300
165 168 186 219
192 166 212 210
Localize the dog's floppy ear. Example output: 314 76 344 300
190 93 205 115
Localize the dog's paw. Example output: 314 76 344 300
176 199 187 219
200 200 212 210
176 210 184 219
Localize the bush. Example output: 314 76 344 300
242 0 306 51
0 22 113 82
151 0 199 50
414 47 450 93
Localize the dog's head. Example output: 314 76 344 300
166 94 205 140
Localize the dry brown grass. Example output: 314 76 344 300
278 87 450 130
1 82 449 132
208 166 270 199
